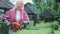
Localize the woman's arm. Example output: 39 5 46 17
23 11 30 24
4 11 10 22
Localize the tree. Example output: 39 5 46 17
33 0 59 16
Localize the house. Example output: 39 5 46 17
0 0 14 13
24 3 37 20
40 10 54 22
24 3 38 26
0 0 14 21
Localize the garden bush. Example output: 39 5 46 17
0 21 8 34
26 21 59 30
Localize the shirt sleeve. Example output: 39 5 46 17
23 11 30 24
4 11 10 22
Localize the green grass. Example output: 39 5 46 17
14 29 60 34
15 28 52 34
54 30 60 34
26 21 59 29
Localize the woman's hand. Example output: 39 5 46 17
19 24 24 29
5 20 10 25
19 22 27 29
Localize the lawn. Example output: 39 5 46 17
14 29 60 34
54 30 60 34
19 30 50 34
26 21 59 29
15 28 52 34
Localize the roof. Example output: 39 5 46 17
56 0 60 2
0 0 14 9
24 2 37 15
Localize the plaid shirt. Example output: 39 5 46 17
4 9 29 24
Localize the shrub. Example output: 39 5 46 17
0 21 8 34
51 25 59 30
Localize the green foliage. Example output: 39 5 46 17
57 2 60 15
51 25 59 30
0 21 8 34
26 21 59 30
32 0 60 15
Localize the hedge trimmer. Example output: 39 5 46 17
8 22 26 32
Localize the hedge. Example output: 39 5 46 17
0 21 8 34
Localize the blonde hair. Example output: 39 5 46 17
13 0 24 10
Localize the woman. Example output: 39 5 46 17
4 0 29 34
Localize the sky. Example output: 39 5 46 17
10 0 33 5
